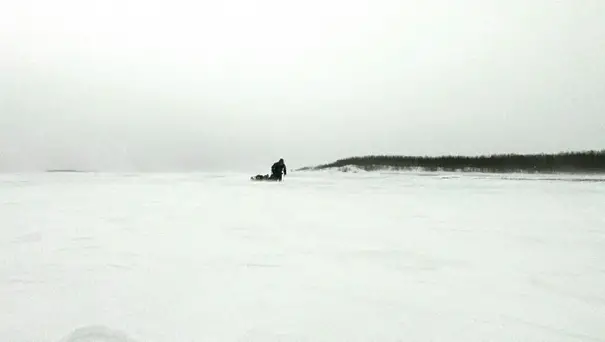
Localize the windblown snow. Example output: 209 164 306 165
1 171 604 342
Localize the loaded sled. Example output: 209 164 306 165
250 174 281 182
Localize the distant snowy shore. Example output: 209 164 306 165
300 165 605 183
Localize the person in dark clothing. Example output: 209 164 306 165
270 158 287 181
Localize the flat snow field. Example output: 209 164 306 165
1 171 604 342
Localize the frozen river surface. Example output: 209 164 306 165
1 171 604 341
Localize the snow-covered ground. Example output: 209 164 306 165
1 170 604 342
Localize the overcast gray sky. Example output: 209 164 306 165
1 0 604 172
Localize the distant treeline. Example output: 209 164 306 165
45 169 92 173
300 150 605 173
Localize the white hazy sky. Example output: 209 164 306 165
1 0 604 172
